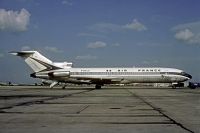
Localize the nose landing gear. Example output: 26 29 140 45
172 82 184 88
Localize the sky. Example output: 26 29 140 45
0 0 200 83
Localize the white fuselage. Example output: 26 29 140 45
11 51 192 88
35 67 191 84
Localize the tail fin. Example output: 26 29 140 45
10 51 60 72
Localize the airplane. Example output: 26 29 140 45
10 51 192 89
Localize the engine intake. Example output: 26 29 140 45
48 71 70 77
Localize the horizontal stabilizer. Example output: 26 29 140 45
9 51 35 57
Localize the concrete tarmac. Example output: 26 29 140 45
0 86 199 133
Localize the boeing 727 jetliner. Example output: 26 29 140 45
10 51 192 89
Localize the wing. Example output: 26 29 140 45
70 76 124 85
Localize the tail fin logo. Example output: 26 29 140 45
30 57 61 72
10 51 62 72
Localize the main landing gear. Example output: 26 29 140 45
62 85 66 89
95 85 102 89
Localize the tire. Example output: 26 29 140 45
95 85 101 89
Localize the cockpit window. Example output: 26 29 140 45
181 72 192 79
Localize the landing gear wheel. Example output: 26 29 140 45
95 85 101 89
62 86 66 89
172 86 176 89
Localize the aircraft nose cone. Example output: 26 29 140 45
185 73 192 79
182 72 192 80
187 74 192 79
